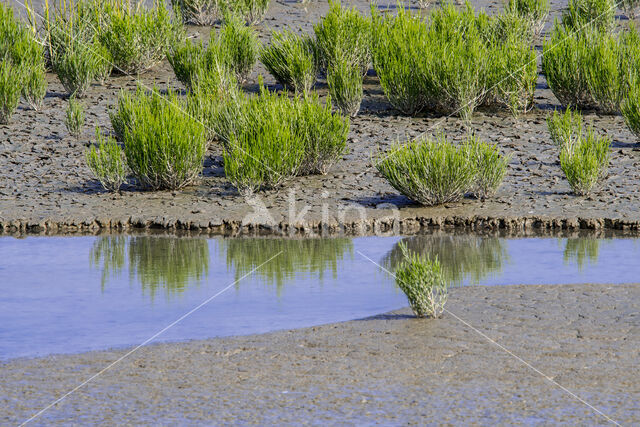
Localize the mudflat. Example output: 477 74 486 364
2 0 640 235
2 283 638 424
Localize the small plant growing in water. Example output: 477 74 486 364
260 30 318 93
326 55 363 117
86 128 127 192
394 242 449 318
65 97 85 139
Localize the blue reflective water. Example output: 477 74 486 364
0 234 638 360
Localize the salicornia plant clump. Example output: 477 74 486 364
375 135 478 206
468 138 510 200
221 83 348 194
86 129 127 192
546 108 584 147
314 0 372 75
561 0 616 34
232 0 271 25
0 2 47 111
171 0 222 25
394 242 449 318
622 79 640 141
65 97 85 139
99 0 184 74
110 87 206 190
53 43 103 98
326 55 363 117
504 0 549 36
214 12 259 83
260 30 318 93
560 129 610 196
542 25 630 113
371 3 536 120
0 60 22 124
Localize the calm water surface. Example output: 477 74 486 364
0 234 638 360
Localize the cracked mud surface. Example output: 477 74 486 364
2 283 639 424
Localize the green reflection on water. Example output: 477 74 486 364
382 235 507 286
221 237 354 294
90 236 209 299
562 238 600 270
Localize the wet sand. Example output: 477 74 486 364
2 1 640 235
2 282 639 424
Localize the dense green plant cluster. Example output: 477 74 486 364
0 3 46 117
561 0 616 34
504 0 549 36
327 55 363 117
98 1 183 75
86 129 127 192
372 3 536 120
64 97 85 139
218 84 348 195
108 87 206 190
541 24 640 113
172 0 270 25
547 108 610 195
260 30 318 93
314 1 372 74
394 242 449 318
375 134 509 206
622 79 640 141
168 14 257 89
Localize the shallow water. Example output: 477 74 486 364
0 234 638 360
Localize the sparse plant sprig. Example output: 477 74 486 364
395 242 449 318
232 0 271 25
64 97 85 139
314 0 372 75
86 128 127 192
326 55 363 117
0 59 23 125
560 128 610 196
468 138 510 200
260 30 318 93
111 86 207 190
375 135 478 206
22 61 47 110
562 0 616 34
622 78 640 141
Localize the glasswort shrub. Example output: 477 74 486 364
326 54 363 117
394 242 449 318
260 30 318 93
111 87 207 190
546 108 584 148
622 79 640 142
314 0 372 75
560 129 610 196
86 128 127 192
468 138 510 200
171 0 223 25
214 12 259 83
561 0 616 34
64 97 85 139
375 135 478 206
0 59 23 124
504 0 549 36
